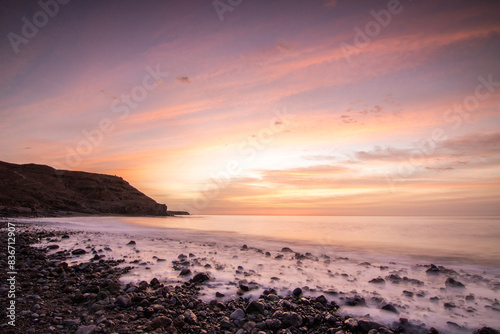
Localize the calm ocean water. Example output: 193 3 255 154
31 215 500 267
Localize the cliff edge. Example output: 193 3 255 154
0 161 169 217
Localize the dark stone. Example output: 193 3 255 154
345 296 366 307
127 240 136 245
245 300 265 314
150 277 160 287
381 303 399 314
426 264 440 275
230 308 245 320
281 247 294 253
191 272 210 283
179 268 192 276
265 318 282 330
71 249 86 255
47 244 60 249
282 312 303 328
369 277 385 284
358 320 383 332
292 287 302 297
220 316 233 329
316 295 328 304
445 277 466 288
403 290 414 297
215 292 225 298
116 295 131 307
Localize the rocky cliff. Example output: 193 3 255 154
0 161 169 217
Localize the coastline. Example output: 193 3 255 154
1 220 499 334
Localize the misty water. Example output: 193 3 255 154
21 215 500 333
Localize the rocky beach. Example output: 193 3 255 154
1 219 499 334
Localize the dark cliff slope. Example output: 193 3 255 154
0 161 168 217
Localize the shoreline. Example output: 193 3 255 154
1 221 499 334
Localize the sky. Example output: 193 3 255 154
1 0 499 216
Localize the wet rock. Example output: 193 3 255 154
445 277 466 288
245 300 265 314
47 244 60 249
116 295 131 307
345 296 366 307
71 249 86 255
381 303 399 314
444 302 456 309
173 314 185 327
369 277 386 284
230 308 245 320
426 264 440 275
403 290 414 297
191 272 210 283
281 247 294 253
127 240 136 245
282 312 303 328
216 292 225 298
220 316 233 329
266 318 282 330
359 320 383 332
138 280 149 291
184 309 197 324
344 318 358 329
180 268 192 276
386 273 402 282
316 295 328 304
150 277 160 288
292 287 302 297
466 294 475 301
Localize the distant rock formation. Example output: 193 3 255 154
0 161 171 217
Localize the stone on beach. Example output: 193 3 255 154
445 277 466 288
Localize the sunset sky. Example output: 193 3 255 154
1 0 499 215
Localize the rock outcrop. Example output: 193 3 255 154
0 161 169 217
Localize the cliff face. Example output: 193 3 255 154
0 161 168 217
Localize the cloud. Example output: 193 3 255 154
277 42 292 52
176 76 191 84
323 0 337 8
425 166 454 171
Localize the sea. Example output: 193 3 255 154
16 215 500 333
